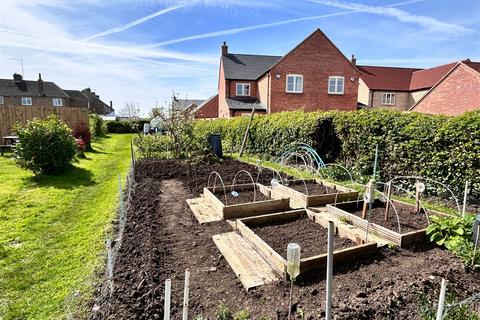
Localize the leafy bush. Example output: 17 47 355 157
13 116 77 174
195 109 480 199
89 113 104 139
234 310 250 320
105 119 150 133
134 135 171 159
73 122 92 151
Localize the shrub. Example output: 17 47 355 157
73 122 92 151
13 116 77 174
216 305 233 320
89 113 104 139
234 310 250 320
105 119 150 133
134 135 171 159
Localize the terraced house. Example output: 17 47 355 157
196 29 360 118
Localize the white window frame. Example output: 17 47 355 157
0 96 4 104
236 83 250 96
52 98 63 107
381 92 396 105
21 97 32 106
286 74 303 93
328 76 344 95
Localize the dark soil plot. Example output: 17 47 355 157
289 181 337 195
251 216 354 259
345 201 429 233
91 159 480 320
214 189 271 205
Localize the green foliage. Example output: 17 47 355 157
216 305 233 320
89 114 104 139
195 109 480 199
134 135 171 159
234 309 250 320
426 215 474 246
418 290 480 320
13 115 77 174
339 216 353 225
105 119 150 133
296 307 305 319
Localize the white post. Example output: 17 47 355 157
325 221 334 320
462 181 469 217
164 279 172 320
435 278 447 320
182 270 190 320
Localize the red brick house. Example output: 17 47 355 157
196 29 359 118
358 59 480 115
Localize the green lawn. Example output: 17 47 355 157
0 134 134 320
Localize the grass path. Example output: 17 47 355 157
0 134 134 320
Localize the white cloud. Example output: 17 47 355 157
309 0 473 36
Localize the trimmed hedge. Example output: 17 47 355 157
195 110 480 199
105 119 150 133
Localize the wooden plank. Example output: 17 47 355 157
223 198 290 219
213 232 280 290
186 197 222 224
236 220 286 276
238 209 305 227
271 184 306 208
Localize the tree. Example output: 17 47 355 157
119 101 141 119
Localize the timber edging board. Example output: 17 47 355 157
236 209 378 277
203 183 290 220
270 179 358 208
326 199 448 247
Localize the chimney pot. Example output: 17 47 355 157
351 54 357 66
13 73 23 82
221 41 228 56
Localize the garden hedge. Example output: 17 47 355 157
195 109 480 199
105 119 150 133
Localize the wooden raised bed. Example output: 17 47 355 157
204 183 290 220
326 199 448 247
236 209 378 277
270 178 358 208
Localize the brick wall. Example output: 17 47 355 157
413 64 480 116
269 30 359 112
195 95 218 118
218 61 230 118
228 80 258 99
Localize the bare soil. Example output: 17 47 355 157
216 189 270 205
342 201 429 233
289 181 337 195
91 158 480 320
251 216 354 259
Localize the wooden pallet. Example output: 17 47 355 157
212 231 280 290
186 197 222 224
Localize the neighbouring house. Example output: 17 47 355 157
174 98 205 113
191 94 218 118
81 88 115 115
357 59 480 115
196 29 360 118
64 89 89 109
0 73 89 137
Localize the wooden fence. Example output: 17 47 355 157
0 106 89 138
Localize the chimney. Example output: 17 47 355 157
110 100 113 109
37 73 45 96
13 73 23 82
221 41 228 56
351 54 357 66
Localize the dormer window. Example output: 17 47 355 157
328 76 344 94
286 74 303 93
236 83 250 96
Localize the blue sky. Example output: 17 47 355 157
1 0 479 115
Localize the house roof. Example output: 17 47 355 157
409 62 458 91
463 61 480 73
64 89 88 100
81 89 110 107
226 98 266 111
0 78 68 97
222 54 281 80
357 66 421 91
192 94 217 114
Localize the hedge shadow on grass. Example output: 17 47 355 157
23 166 95 190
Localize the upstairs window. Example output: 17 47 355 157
381 93 396 105
286 74 303 93
0 96 4 104
21 97 32 105
236 83 250 96
53 98 63 107
328 76 344 94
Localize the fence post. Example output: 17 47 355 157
164 279 171 320
118 174 124 221
183 270 190 320
436 278 447 320
106 238 113 295
325 221 334 320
